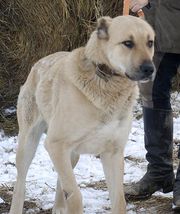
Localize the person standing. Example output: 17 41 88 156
125 0 180 210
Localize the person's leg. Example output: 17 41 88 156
173 152 180 209
125 52 180 200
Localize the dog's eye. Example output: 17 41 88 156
122 41 134 49
147 40 154 48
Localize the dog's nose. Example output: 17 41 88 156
140 61 154 76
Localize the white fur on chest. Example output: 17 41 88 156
74 116 132 155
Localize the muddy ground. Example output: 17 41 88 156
0 181 180 214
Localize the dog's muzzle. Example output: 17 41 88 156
126 61 155 82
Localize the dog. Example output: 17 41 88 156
10 15 155 214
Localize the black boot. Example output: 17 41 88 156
173 150 180 210
125 107 175 200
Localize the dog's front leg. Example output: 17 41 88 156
100 150 126 214
45 139 83 214
52 176 66 214
52 152 80 214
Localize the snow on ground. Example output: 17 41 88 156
0 92 180 213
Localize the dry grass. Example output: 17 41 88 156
0 0 123 135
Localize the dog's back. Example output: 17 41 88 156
17 52 69 129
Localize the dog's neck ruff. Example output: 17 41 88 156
93 63 121 82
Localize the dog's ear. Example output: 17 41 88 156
97 16 112 40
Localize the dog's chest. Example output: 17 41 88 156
42 102 132 156
56 91 133 155
73 116 132 155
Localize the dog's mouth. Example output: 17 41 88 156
139 76 153 83
125 73 135 80
125 72 154 82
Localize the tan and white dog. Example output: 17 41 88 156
10 15 155 214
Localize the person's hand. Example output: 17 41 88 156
130 0 149 13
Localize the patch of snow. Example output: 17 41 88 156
3 106 16 116
0 197 5 203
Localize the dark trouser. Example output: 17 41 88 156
139 53 180 197
139 52 180 110
125 53 180 200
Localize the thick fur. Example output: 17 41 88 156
10 15 155 214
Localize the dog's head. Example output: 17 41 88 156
94 15 155 82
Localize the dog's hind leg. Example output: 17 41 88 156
71 151 80 169
100 150 126 214
9 118 46 214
